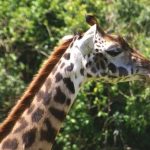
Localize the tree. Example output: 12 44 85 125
0 0 150 149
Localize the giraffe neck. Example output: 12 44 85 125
0 45 86 150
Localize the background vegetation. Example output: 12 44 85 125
0 0 150 149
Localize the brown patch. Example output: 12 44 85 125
86 61 92 67
108 63 116 73
87 73 92 77
65 63 74 72
43 92 52 105
63 53 70 60
0 37 74 142
49 107 66 122
118 67 128 76
55 72 63 82
22 128 37 148
63 78 75 94
40 118 57 143
80 68 84 76
2 138 18 150
32 108 44 123
66 98 71 106
54 87 66 104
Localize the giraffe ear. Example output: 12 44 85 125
77 25 97 54
85 14 105 36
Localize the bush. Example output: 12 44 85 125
0 0 150 149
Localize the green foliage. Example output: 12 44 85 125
0 52 25 120
0 0 150 149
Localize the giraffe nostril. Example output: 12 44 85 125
95 49 99 53
131 68 134 74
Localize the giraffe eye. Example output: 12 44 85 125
106 47 122 57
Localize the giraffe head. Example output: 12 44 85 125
75 15 150 83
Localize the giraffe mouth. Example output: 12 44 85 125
139 74 150 84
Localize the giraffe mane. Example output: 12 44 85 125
0 36 74 142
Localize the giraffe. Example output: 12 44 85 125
0 15 150 150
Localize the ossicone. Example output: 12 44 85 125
85 14 98 26
85 14 105 35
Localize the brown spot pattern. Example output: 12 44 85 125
118 67 128 76
108 63 116 73
63 78 75 94
80 68 84 76
49 107 66 122
43 92 52 105
55 72 63 82
40 118 57 143
0 37 74 142
54 87 66 104
63 53 70 60
32 108 44 123
2 138 18 150
22 128 37 148
66 98 71 106
65 63 74 72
